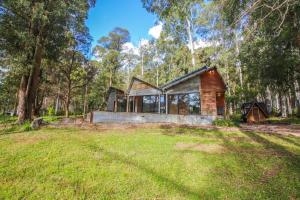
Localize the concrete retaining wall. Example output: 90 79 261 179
91 111 218 125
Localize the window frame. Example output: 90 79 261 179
167 92 201 115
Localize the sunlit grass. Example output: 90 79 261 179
0 125 299 199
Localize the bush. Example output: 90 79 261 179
47 106 55 116
213 118 239 127
21 121 32 132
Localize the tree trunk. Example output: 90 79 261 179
17 75 29 124
26 35 44 120
234 31 243 88
156 67 159 87
141 52 144 77
83 84 88 115
65 81 71 118
281 94 287 118
294 79 300 116
55 95 60 115
225 63 233 115
186 16 195 67
34 91 44 116
109 72 112 87
265 86 272 114
286 95 292 116
275 93 280 113
13 92 18 116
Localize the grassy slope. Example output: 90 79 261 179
0 126 299 200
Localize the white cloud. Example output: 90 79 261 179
148 22 163 39
139 39 149 47
122 42 139 55
192 39 212 49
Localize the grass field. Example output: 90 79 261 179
0 124 299 199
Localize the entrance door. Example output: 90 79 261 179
216 92 225 115
253 107 260 122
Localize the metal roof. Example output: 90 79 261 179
160 66 213 90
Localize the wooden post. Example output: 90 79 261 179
158 95 161 114
90 112 94 124
165 93 168 114
126 95 129 112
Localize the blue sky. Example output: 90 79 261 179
86 0 159 48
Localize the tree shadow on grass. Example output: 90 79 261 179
268 133 300 148
239 131 300 168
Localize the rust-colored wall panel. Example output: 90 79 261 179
200 69 226 116
200 69 226 92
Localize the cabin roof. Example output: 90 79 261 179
126 66 226 94
127 76 161 93
160 66 225 90
242 101 268 118
108 86 125 94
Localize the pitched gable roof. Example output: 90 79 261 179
108 86 125 94
242 101 269 118
161 66 224 90
127 76 161 93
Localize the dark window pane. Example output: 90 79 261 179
117 96 127 112
178 94 189 115
168 95 178 114
189 93 200 114
142 95 159 113
129 97 134 112
160 95 166 113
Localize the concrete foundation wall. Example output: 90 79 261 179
91 111 218 125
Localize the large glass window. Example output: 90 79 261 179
168 95 178 114
142 95 159 113
178 94 189 115
129 96 134 112
167 93 200 115
189 93 200 114
117 96 127 112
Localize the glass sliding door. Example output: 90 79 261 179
117 96 127 112
168 95 178 114
142 95 159 113
129 96 134 112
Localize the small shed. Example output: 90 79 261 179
241 101 268 123
106 87 127 112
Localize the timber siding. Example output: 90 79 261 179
200 70 226 115
128 77 162 96
106 87 125 112
165 76 200 94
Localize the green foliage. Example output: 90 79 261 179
212 118 239 127
0 115 17 125
21 121 32 132
47 106 55 116
267 117 300 125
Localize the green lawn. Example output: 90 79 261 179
0 125 299 199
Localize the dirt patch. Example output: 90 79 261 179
260 165 282 184
175 142 225 153
12 135 49 145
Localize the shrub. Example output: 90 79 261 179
21 121 32 132
47 106 55 116
213 118 239 127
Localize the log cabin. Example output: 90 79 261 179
107 66 226 117
241 101 268 123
